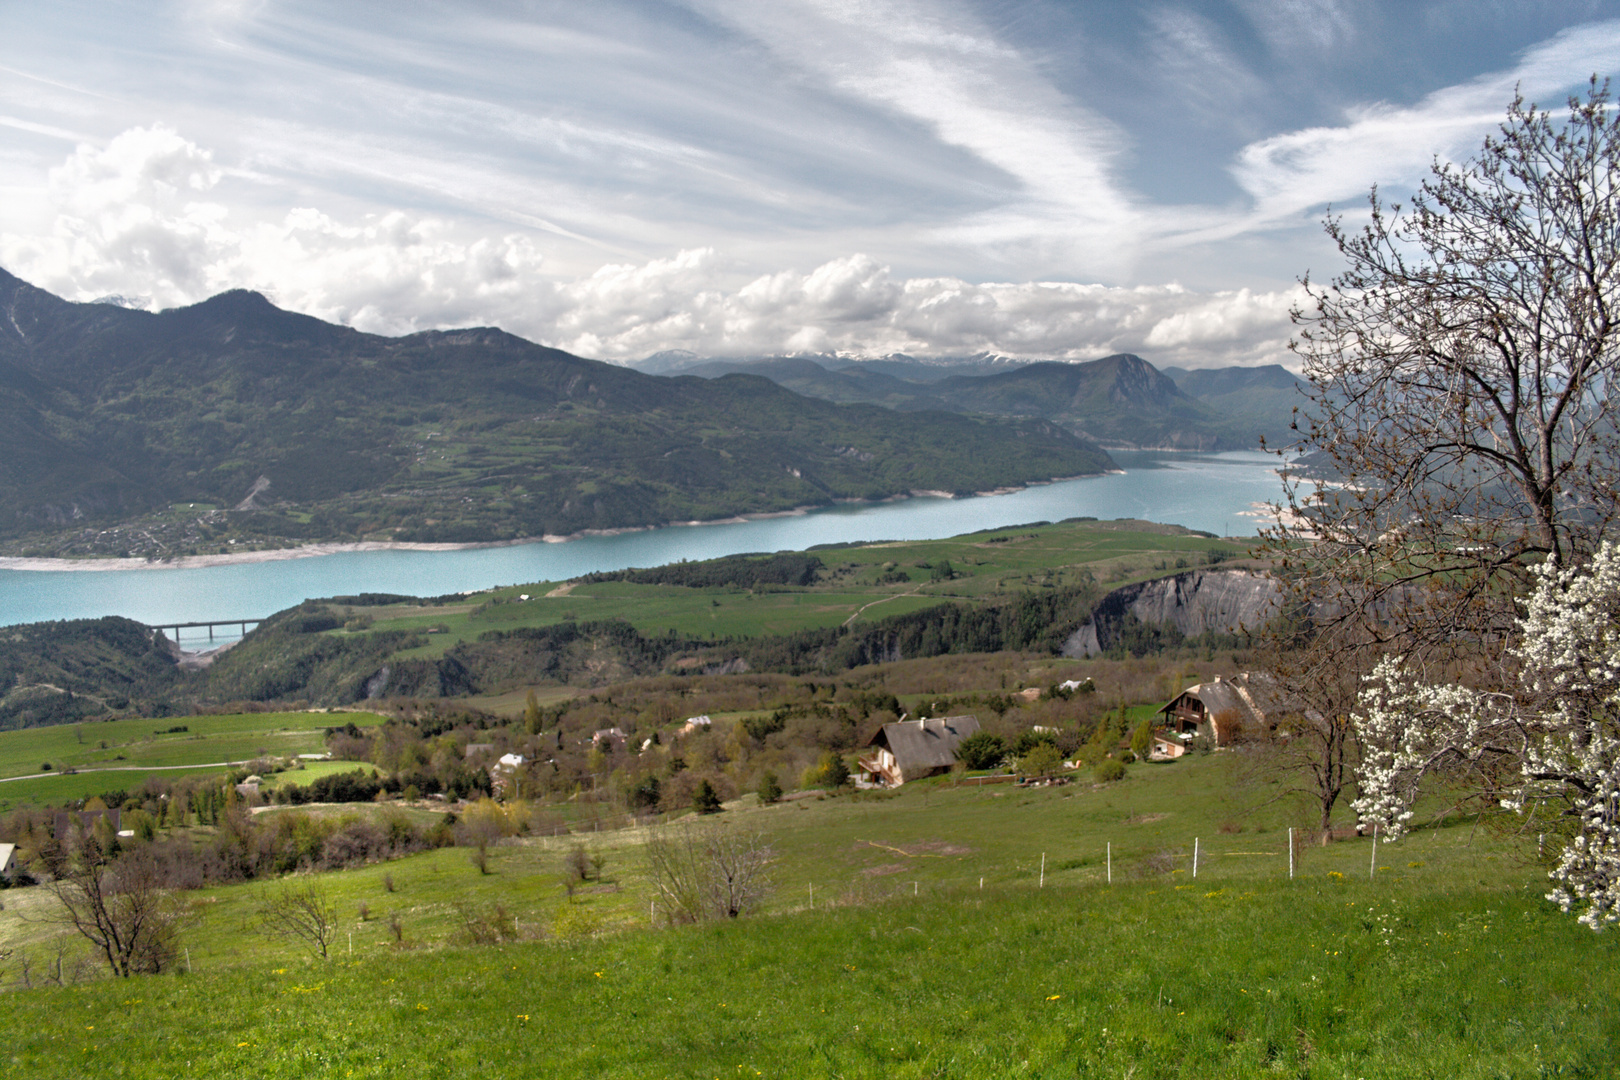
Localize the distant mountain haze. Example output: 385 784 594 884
656 351 1305 450
0 268 1114 552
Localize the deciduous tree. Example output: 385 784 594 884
258 881 340 961
643 822 774 924
43 839 184 977
1272 80 1620 654
1353 540 1620 929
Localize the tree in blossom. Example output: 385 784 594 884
1354 541 1620 929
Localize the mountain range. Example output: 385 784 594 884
645 352 1305 450
0 268 1112 556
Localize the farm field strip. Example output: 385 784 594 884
0 711 385 781
0 765 256 812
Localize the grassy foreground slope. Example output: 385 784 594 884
3 757 1613 1078
7 881 1609 1079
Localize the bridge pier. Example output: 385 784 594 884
151 618 264 649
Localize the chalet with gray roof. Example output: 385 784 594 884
1156 672 1302 747
858 715 981 787
53 808 122 839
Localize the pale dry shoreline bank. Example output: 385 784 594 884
0 474 1107 573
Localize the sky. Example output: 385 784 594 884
1 1 1617 369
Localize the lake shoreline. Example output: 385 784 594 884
0 475 1104 573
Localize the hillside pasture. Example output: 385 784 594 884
0 755 1609 1078
0 711 385 810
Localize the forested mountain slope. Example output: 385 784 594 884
0 269 1112 553
679 352 1297 451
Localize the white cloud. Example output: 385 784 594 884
1234 0 1355 55
0 124 1300 367
1225 20 1620 228
0 125 549 326
695 0 1139 270
536 250 1301 368
0 125 229 302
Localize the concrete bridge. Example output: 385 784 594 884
149 618 265 647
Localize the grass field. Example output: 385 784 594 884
350 519 1255 661
4 755 1610 1077
0 711 386 812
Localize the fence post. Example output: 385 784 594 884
1370 823 1378 880
1288 827 1294 880
809 882 814 909
1040 852 1045 888
1107 842 1112 885
1193 838 1199 879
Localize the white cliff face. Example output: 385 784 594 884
1063 569 1282 657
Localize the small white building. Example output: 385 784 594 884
679 715 713 736
1149 732 1189 760
497 752 526 769
0 842 16 880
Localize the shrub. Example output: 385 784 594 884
1094 759 1127 783
1130 720 1154 759
1013 729 1057 756
644 821 774 923
1016 743 1064 779
757 772 784 804
801 752 851 790
628 775 662 811
955 732 1007 770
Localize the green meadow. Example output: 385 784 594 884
0 711 385 812
4 755 1611 1078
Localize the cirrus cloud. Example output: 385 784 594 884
0 122 1303 370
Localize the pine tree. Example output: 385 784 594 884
693 779 723 814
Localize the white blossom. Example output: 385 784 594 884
1352 541 1620 929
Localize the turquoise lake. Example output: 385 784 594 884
0 451 1286 642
